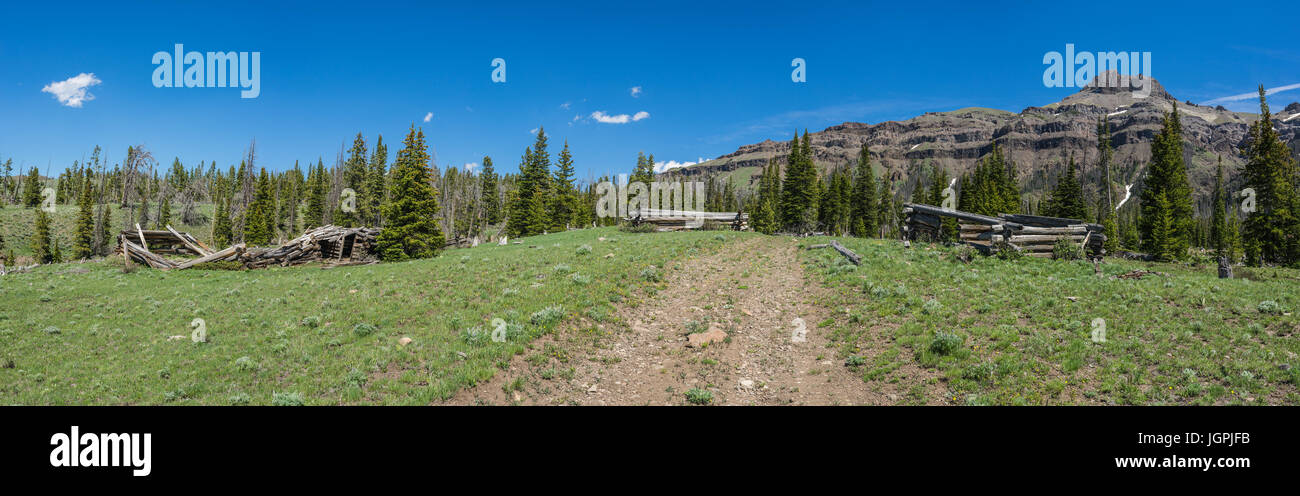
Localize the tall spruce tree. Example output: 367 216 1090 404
336 133 368 227
1139 104 1194 261
506 128 552 237
1210 156 1228 259
779 131 819 232
73 178 94 259
480 156 500 225
242 168 275 245
365 135 388 226
877 178 893 238
376 125 444 261
1044 157 1087 219
32 208 54 263
549 141 579 230
1241 87 1300 266
22 167 42 208
851 143 877 236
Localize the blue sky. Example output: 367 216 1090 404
2 0 1297 179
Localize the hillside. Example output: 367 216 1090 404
4 228 1297 405
671 73 1300 210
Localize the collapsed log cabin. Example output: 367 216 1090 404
117 224 381 270
627 208 749 231
902 203 1106 258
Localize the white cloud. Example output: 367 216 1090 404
560 102 571 110
42 73 101 107
630 86 642 98
591 110 650 124
464 162 480 174
530 128 539 134
654 157 707 173
1203 82 1300 105
423 112 434 122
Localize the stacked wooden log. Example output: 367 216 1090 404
240 225 381 268
903 203 1106 258
118 225 215 256
116 224 380 270
628 208 749 231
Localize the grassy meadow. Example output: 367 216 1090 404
0 227 734 405
801 237 1300 405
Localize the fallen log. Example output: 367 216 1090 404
828 240 862 265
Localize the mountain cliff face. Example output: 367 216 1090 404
671 74 1300 211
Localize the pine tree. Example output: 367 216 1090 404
336 133 368 227
850 144 877 236
480 156 500 225
213 197 233 248
95 203 112 256
549 141 578 230
242 168 275 245
1241 87 1300 266
1148 192 1177 261
365 135 388 226
877 178 893 238
305 159 327 230
1139 104 1194 260
1210 156 1228 259
750 159 781 234
631 152 655 186
376 125 444 261
507 128 553 237
156 195 171 230
32 209 54 263
779 131 819 232
73 178 94 259
1044 157 1087 219
22 167 42 208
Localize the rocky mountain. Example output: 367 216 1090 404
670 73 1300 212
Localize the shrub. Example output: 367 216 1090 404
228 393 251 405
844 355 867 367
234 356 255 372
272 391 304 406
995 241 1023 261
640 266 662 282
300 316 321 328
929 331 963 355
352 322 377 337
922 299 942 315
345 368 366 388
684 388 713 405
619 223 656 233
575 244 592 255
552 263 573 274
530 306 565 326
1258 300 1283 315
1052 238 1081 260
460 326 489 346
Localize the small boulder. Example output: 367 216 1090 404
687 324 727 347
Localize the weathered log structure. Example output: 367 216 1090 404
116 224 381 270
627 208 749 231
903 203 1106 258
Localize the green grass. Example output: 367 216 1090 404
801 237 1300 406
0 227 743 405
0 202 216 260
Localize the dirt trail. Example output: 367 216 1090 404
450 236 892 405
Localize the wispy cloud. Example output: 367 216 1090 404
629 86 642 98
464 162 480 173
560 102 571 110
590 110 650 124
654 157 708 173
529 127 539 134
1202 83 1300 105
42 72 101 107
423 112 434 122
